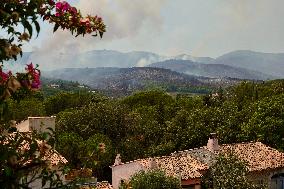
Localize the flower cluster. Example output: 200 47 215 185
23 63 41 90
0 63 40 101
0 69 10 85
43 0 106 37
0 0 105 63
26 63 40 89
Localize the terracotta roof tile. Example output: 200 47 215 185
4 133 67 167
138 154 208 179
220 142 284 171
96 181 113 189
113 141 284 179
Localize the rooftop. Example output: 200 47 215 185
112 141 284 179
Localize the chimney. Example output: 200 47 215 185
207 133 219 152
114 154 122 166
10 120 17 128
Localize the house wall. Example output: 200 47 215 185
182 179 201 189
112 162 145 189
25 166 65 189
248 168 284 189
28 117 55 134
16 117 56 134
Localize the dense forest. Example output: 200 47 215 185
2 79 284 182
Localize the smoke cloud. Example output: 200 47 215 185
77 0 165 40
28 0 166 70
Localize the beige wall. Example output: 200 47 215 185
112 162 145 189
21 166 65 189
248 168 284 189
16 117 56 134
28 117 55 134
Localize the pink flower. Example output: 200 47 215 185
80 18 90 28
26 63 34 72
56 1 71 12
62 2 71 11
55 2 63 10
24 63 41 89
69 7 78 15
0 71 9 83
31 81 41 89
97 17 102 22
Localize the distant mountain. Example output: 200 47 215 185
43 67 241 96
5 50 216 70
149 59 273 80
214 50 284 77
44 67 202 89
172 54 214 63
5 49 284 79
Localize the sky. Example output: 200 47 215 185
24 0 284 58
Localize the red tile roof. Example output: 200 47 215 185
113 142 284 179
220 142 284 171
139 154 208 179
96 182 113 189
4 133 67 167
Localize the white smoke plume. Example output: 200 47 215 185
28 0 166 69
77 0 165 40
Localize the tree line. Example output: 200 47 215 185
2 79 284 182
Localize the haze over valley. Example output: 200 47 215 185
7 50 284 87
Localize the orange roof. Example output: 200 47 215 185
4 133 67 167
96 181 113 189
140 154 208 179
220 142 284 172
113 142 284 179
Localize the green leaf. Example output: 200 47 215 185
34 20 40 37
4 167 12 176
53 23 60 33
22 20 33 37
42 177 47 187
7 27 14 34
9 37 14 43
99 31 104 38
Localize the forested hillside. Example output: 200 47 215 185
9 50 284 79
149 59 273 80
2 79 284 181
43 67 243 96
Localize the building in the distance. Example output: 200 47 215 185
111 133 284 189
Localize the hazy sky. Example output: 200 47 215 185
25 0 284 58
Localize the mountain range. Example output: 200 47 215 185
149 59 272 80
43 67 241 96
6 49 284 80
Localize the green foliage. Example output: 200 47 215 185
122 90 174 109
242 94 284 149
44 92 102 115
6 97 45 122
56 132 84 167
53 80 284 182
40 77 91 97
203 152 265 189
120 169 181 189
